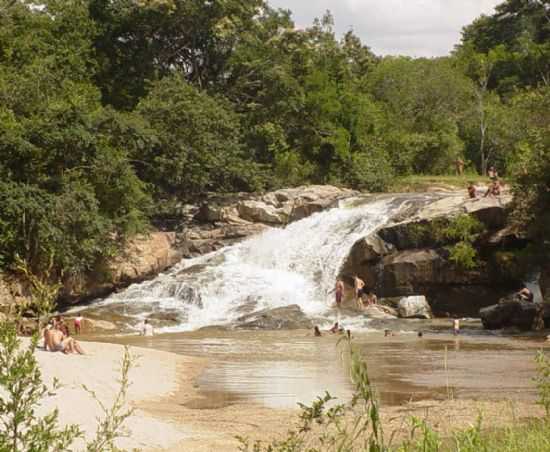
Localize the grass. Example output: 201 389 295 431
390 174 491 193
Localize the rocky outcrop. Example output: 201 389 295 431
397 295 432 319
196 185 356 226
235 304 314 330
480 294 550 330
59 232 184 304
341 192 517 317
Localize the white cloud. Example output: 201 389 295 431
268 0 501 57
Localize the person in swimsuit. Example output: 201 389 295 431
74 315 83 335
453 318 460 335
484 180 501 197
353 275 365 309
365 290 378 306
46 327 85 354
517 286 534 302
335 279 344 307
467 183 477 199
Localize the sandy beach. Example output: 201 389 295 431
30 340 201 451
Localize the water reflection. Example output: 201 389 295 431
91 330 544 410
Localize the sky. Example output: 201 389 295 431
268 0 502 57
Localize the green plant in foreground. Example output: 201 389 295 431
534 350 550 417
0 322 137 452
84 347 135 452
237 337 388 452
0 323 81 452
238 341 550 452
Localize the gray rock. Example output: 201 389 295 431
397 295 432 319
480 297 547 331
235 304 313 330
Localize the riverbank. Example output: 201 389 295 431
29 328 550 451
29 340 201 451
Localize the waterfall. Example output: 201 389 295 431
82 196 406 332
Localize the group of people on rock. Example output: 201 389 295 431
334 276 378 310
42 315 85 355
467 165 504 199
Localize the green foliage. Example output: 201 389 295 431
437 214 485 270
534 350 550 417
0 0 549 283
136 74 263 198
0 324 82 451
13 257 62 329
0 322 137 452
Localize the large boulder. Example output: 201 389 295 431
235 304 314 330
237 200 290 224
479 296 549 330
397 295 432 319
59 232 184 305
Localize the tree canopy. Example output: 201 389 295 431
0 0 548 278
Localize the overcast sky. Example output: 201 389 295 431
268 0 501 57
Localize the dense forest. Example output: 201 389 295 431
0 0 548 280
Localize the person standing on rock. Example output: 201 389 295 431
354 275 365 309
335 279 344 308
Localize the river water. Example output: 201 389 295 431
88 328 548 410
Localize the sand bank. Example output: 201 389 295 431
29 339 203 451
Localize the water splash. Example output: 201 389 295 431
80 196 405 332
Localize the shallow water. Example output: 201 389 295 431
86 329 549 410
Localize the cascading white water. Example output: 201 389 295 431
81 196 405 332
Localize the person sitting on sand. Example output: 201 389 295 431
314 326 322 337
517 286 534 302
45 327 85 354
56 316 70 337
364 290 378 307
329 322 339 334
467 183 477 199
353 275 365 309
140 319 154 337
335 279 344 308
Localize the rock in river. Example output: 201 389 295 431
397 295 432 319
235 304 314 330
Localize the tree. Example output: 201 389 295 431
136 74 262 199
